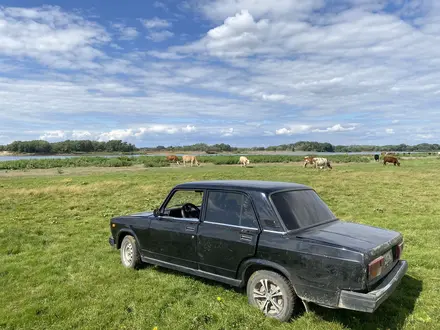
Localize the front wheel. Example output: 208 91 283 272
120 235 142 269
247 270 296 322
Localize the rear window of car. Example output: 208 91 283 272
270 190 336 230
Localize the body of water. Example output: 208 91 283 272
0 151 422 162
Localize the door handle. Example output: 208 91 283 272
240 229 256 234
185 226 195 232
240 234 253 241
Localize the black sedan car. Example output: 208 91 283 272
109 180 407 322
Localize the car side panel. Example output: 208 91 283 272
197 222 258 277
111 216 151 249
254 232 366 306
141 216 199 269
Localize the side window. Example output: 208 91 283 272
205 191 258 228
163 190 204 218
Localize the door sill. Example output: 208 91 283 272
141 256 242 287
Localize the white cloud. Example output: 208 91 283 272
312 124 357 133
261 93 286 101
112 23 139 40
0 6 109 69
182 125 197 133
140 17 171 29
37 125 199 143
99 125 199 141
177 2 440 62
140 17 174 42
275 125 311 135
385 128 395 134
153 1 168 11
414 133 434 140
147 30 174 42
221 127 234 136
72 130 93 139
146 50 184 60
392 119 400 124
39 130 66 140
199 0 324 21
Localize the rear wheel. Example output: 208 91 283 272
247 270 296 322
120 235 142 269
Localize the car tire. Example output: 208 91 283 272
120 235 142 269
247 270 296 322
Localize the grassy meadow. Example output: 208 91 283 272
0 154 378 170
1 159 439 330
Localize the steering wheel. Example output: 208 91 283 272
181 203 200 218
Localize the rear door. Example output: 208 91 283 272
197 190 260 278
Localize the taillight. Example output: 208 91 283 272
395 242 404 259
369 256 384 279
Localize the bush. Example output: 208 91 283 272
143 158 170 167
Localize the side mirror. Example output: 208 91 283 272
153 208 160 217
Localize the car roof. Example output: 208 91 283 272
174 180 312 194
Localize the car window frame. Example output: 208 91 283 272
268 188 338 233
201 189 261 231
159 188 206 222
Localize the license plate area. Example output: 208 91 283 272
383 249 393 268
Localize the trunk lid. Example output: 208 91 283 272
295 220 402 258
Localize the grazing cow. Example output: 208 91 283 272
374 154 380 162
238 156 250 167
166 155 180 165
313 157 332 170
383 156 400 166
303 156 315 167
182 155 200 167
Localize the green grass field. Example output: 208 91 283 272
1 160 439 330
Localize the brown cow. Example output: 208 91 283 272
303 156 315 167
166 155 180 165
182 155 200 167
383 156 400 166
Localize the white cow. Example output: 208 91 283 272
312 157 332 170
238 156 250 167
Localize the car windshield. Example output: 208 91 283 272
270 190 336 230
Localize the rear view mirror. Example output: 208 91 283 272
153 208 160 217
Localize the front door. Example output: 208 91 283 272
197 190 260 278
141 189 204 269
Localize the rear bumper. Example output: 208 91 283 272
338 260 408 313
109 236 115 248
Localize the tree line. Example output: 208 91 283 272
0 140 136 154
0 140 439 154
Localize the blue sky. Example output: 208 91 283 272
0 0 439 147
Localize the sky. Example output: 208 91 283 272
0 0 439 147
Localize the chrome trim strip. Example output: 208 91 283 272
263 230 287 234
159 216 199 222
203 221 259 231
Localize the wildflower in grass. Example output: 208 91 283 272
153 327 158 330
217 296 222 302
